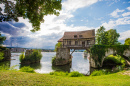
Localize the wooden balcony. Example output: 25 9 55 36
63 44 93 49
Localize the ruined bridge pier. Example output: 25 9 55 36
55 47 130 68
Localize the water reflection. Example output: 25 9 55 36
0 52 90 74
20 62 42 69
52 63 72 73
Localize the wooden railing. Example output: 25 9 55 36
63 44 93 48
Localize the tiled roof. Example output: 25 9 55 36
58 29 95 42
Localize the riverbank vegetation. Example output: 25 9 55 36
103 55 125 67
19 50 42 64
90 45 130 67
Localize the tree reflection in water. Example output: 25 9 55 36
52 63 72 73
20 62 42 69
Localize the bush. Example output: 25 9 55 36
103 55 125 66
30 50 42 62
91 70 105 76
68 71 83 77
52 56 56 65
19 50 42 64
0 63 10 70
54 42 62 52
0 51 4 61
50 71 68 76
19 52 25 62
20 66 35 73
50 71 83 77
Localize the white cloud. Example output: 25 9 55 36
127 7 130 10
119 30 130 41
110 9 124 18
0 4 5 14
102 17 130 30
1 0 100 48
122 12 130 17
62 0 98 12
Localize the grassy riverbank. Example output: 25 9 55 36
0 70 130 86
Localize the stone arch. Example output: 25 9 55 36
90 48 130 68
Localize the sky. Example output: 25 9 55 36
0 0 130 49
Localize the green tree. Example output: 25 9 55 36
0 33 6 45
96 26 120 45
107 29 120 45
124 38 130 45
0 52 4 61
0 0 62 32
54 42 62 51
96 26 108 45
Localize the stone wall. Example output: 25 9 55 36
56 48 71 65
89 56 97 68
90 48 130 68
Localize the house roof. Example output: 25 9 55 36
58 29 95 42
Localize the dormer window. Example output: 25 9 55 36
79 35 82 38
74 35 77 38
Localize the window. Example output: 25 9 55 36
87 40 91 45
67 40 71 45
69 41 71 45
79 35 82 38
75 41 78 45
74 35 77 38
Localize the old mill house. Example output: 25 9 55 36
58 29 95 49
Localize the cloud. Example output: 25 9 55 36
0 22 27 36
110 9 124 18
102 17 130 30
127 7 130 10
119 30 130 41
62 0 98 12
122 12 130 17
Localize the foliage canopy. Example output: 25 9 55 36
0 0 62 32
54 42 62 51
124 38 130 45
0 33 6 45
96 26 120 45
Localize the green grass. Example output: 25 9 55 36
0 70 129 86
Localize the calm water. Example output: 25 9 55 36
1 52 90 74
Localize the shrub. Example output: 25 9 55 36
0 63 10 70
19 52 25 62
20 66 35 73
54 42 62 52
68 71 83 77
0 51 4 61
104 57 121 65
19 50 42 64
50 71 68 76
103 55 125 67
52 56 56 65
31 50 42 62
91 70 105 76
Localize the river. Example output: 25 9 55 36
1 52 90 75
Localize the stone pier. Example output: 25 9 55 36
55 48 72 65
